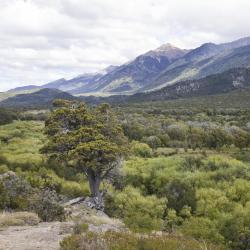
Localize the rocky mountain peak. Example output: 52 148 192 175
145 43 188 60
155 43 181 52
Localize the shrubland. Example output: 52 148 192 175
0 101 249 249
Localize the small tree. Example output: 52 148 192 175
41 101 128 207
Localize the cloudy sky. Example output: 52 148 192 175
0 0 250 91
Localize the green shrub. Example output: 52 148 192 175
142 136 162 149
130 141 152 158
73 222 89 234
105 186 166 232
164 179 196 213
0 172 32 210
0 165 9 174
60 231 225 250
181 217 224 244
203 156 245 171
166 124 187 141
196 188 231 219
30 189 65 222
234 150 250 162
181 155 204 172
123 157 182 195
60 181 90 198
0 108 16 125
158 134 170 147
154 148 177 157
60 234 84 250
60 233 107 250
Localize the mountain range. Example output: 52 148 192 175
1 36 250 107
1 67 250 108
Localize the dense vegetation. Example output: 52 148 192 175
0 108 17 125
0 100 250 250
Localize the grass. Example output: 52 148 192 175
0 120 91 198
0 212 40 228
0 120 45 166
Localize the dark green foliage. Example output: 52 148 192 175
165 179 196 213
0 108 17 125
42 101 128 201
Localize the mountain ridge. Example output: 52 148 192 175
2 67 250 108
0 88 78 108
5 36 250 97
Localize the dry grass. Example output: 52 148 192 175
82 213 123 227
0 212 40 228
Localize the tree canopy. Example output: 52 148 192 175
41 101 128 205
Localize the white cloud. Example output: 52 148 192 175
0 0 250 91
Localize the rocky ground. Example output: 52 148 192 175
0 198 124 250
0 221 73 250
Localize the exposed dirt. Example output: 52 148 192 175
0 221 74 250
0 199 124 250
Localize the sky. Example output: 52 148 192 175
0 0 250 91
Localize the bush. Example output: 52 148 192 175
196 188 231 219
181 155 204 172
154 148 177 157
60 181 90 198
0 172 65 222
166 124 187 141
30 189 65 222
60 233 107 250
142 136 162 149
0 165 9 174
60 231 225 250
203 156 245 171
105 186 166 232
123 157 182 195
60 234 85 250
73 222 89 234
0 171 32 210
181 217 224 244
165 179 196 213
159 134 170 147
0 108 17 125
130 141 152 157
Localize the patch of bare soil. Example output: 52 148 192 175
0 199 124 250
0 221 74 250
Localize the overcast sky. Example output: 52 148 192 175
0 0 250 91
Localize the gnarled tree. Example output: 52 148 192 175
41 101 128 208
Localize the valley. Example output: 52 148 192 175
0 35 250 250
